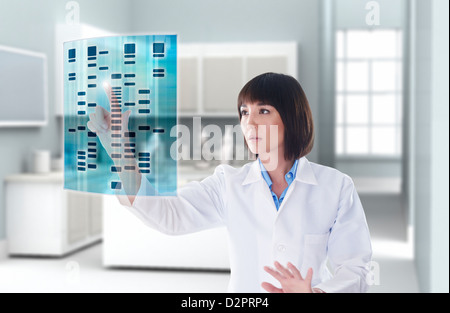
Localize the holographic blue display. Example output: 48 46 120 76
64 35 177 195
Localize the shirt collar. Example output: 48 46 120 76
242 157 318 186
258 158 298 188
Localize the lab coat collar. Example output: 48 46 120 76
295 157 319 185
241 159 265 185
241 157 318 186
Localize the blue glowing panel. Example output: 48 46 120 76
64 35 177 196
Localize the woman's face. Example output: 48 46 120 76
240 102 285 157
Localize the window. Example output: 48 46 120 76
335 29 403 157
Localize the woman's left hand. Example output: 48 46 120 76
262 261 313 293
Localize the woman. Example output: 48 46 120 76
88 73 372 293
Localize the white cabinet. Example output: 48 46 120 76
178 42 298 117
5 172 102 256
103 195 229 270
202 56 243 113
103 167 230 270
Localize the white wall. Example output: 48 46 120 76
429 0 449 293
335 0 404 28
0 239 6 260
412 0 449 293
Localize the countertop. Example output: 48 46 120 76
4 172 64 183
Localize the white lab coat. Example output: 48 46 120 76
118 157 372 293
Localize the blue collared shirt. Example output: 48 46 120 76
259 159 299 211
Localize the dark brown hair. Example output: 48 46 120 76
237 72 314 160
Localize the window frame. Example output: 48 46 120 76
335 28 404 159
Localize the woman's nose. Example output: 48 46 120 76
246 111 258 126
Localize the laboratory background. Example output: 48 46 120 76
0 0 448 293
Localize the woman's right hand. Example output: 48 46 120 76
87 83 141 202
262 261 314 293
87 83 132 159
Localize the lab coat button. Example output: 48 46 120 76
277 244 286 252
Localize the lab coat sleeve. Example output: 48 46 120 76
116 166 226 235
314 176 372 293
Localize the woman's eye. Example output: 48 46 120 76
241 110 249 115
260 109 270 114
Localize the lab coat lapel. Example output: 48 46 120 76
276 157 318 215
242 160 278 215
241 160 261 186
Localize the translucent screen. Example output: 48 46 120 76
64 35 177 195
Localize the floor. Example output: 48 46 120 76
0 193 420 293
360 193 419 293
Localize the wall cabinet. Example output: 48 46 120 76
5 172 102 256
178 42 298 117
